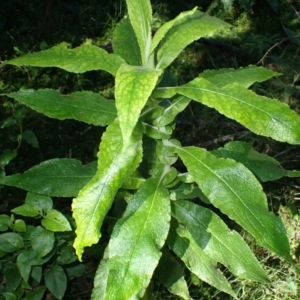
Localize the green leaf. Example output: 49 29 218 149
121 170 145 190
31 266 42 283
2 293 16 300
5 90 117 126
72 120 143 260
92 178 170 300
213 141 286 182
176 146 292 261
23 286 46 300
0 214 11 231
199 65 279 88
112 17 141 65
156 78 300 144
125 0 152 66
154 248 190 300
115 64 162 142
0 233 24 253
41 209 72 232
156 10 228 69
3 264 22 290
45 265 67 300
10 219 26 232
22 130 39 149
0 150 17 168
56 246 77 265
6 42 125 76
25 192 53 214
169 182 203 201
168 221 236 298
30 226 55 257
143 123 172 139
173 200 269 282
11 204 39 217
0 159 97 197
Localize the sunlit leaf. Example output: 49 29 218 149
41 209 72 232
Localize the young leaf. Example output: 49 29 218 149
176 146 292 261
125 0 152 66
115 64 162 142
0 159 97 197
5 90 117 126
213 141 286 182
45 265 67 300
41 209 72 232
92 178 170 300
30 226 55 257
72 120 143 260
22 130 39 149
172 200 269 282
156 10 228 69
112 17 142 65
5 43 125 76
11 204 39 217
168 222 236 298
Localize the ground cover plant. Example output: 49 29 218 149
0 0 300 299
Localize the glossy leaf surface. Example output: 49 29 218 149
0 160 97 197
92 178 170 299
72 120 143 260
176 146 292 261
116 64 161 142
5 90 116 126
6 43 125 75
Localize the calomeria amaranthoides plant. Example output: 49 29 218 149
1 0 300 298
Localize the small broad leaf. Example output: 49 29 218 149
22 130 39 149
112 17 141 65
5 90 117 126
199 65 279 88
0 150 17 168
0 160 97 197
25 192 53 214
121 170 145 190
72 120 143 260
168 221 236 298
10 219 26 232
45 265 67 300
22 286 46 300
176 146 292 261
116 64 162 142
125 0 152 66
92 178 170 300
2 293 16 300
156 10 228 69
30 226 55 257
213 141 286 182
0 214 11 231
172 200 269 282
5 42 125 76
154 248 190 300
41 209 71 232
0 232 24 253
11 204 39 217
56 246 77 265
3 263 22 290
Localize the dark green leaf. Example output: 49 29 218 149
45 265 67 299
3 264 22 290
0 215 11 231
0 233 24 253
22 130 39 149
30 226 55 257
23 286 46 300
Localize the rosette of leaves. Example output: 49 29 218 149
1 0 300 298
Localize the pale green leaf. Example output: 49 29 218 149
72 120 143 260
143 123 172 139
92 178 170 300
6 42 125 75
173 200 269 282
41 209 72 232
156 78 300 144
125 0 152 65
0 159 97 197
156 11 228 69
112 17 142 65
5 90 116 126
168 222 236 298
30 226 55 257
199 65 279 88
11 219 26 232
11 204 39 217
213 141 286 182
176 146 292 261
45 265 67 300
169 182 203 201
154 248 191 300
116 64 161 142
121 170 145 189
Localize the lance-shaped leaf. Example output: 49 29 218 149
92 178 170 299
125 0 152 66
112 17 141 65
72 120 143 260
176 146 292 261
155 78 300 144
168 222 236 298
5 42 125 76
115 64 161 142
199 65 279 88
172 200 269 282
213 141 286 182
0 159 96 197
5 89 117 126
156 10 228 69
